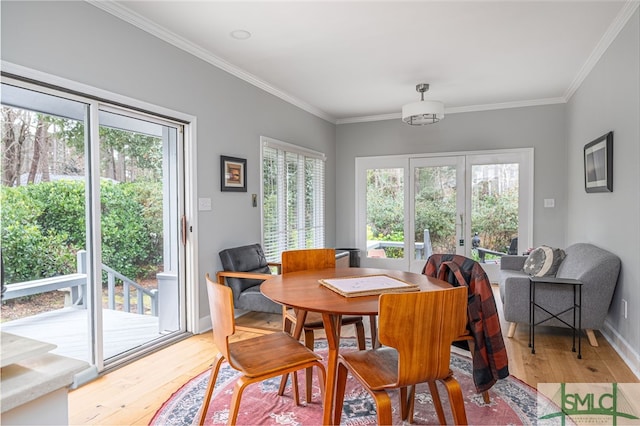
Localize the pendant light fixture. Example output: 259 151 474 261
402 83 444 125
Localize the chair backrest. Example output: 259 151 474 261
219 243 271 301
507 237 518 255
205 273 235 367
281 248 336 274
378 287 468 387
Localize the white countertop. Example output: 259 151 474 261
1 332 89 413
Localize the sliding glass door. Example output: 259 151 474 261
356 150 532 279
1 79 187 374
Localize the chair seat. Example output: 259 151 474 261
287 308 364 329
229 331 323 377
340 347 399 390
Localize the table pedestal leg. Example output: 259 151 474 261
322 313 341 426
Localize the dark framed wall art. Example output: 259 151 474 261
221 155 247 192
584 131 613 193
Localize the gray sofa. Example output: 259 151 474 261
499 243 620 346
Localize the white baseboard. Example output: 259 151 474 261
602 320 640 380
197 315 212 334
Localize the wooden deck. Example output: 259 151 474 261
0 307 163 362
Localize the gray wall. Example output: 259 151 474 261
336 104 568 249
335 9 640 370
566 9 640 355
3 1 638 369
1 1 337 320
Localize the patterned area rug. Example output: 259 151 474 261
151 340 540 425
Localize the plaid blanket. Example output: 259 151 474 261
423 254 510 393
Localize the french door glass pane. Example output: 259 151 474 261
414 165 458 258
470 163 519 262
366 168 404 259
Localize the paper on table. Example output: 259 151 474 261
319 274 420 297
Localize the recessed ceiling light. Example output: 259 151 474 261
230 30 251 40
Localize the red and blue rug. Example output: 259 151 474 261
151 340 541 425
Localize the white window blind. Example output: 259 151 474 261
261 136 325 262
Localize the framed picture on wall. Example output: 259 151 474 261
221 155 247 192
584 131 613 193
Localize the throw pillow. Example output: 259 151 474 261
522 246 566 277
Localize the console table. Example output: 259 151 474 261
529 276 583 359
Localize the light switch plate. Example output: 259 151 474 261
544 198 555 208
198 197 212 211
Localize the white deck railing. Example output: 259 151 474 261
3 250 158 316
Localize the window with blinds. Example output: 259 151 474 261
261 136 325 262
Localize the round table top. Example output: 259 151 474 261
260 267 451 316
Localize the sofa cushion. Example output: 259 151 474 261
522 246 566 277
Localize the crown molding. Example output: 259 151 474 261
564 0 640 101
335 97 566 125
86 0 336 124
87 0 638 127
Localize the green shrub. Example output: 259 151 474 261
1 188 76 282
1 179 162 283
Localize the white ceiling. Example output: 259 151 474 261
93 1 638 124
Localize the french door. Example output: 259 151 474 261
356 149 532 279
1 78 188 376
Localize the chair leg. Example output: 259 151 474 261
586 329 598 347
369 315 379 348
355 320 366 350
467 338 491 404
304 329 315 403
278 311 296 397
428 381 447 425
292 371 300 405
315 362 326 401
399 385 415 422
196 353 225 425
371 390 393 425
441 375 468 425
507 322 517 338
228 376 254 425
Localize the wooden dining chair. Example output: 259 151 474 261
333 286 469 425
422 254 509 406
278 248 366 402
196 274 326 425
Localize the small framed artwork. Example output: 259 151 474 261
584 131 613 193
221 155 247 192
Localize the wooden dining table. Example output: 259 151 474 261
260 267 452 425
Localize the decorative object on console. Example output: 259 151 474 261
584 131 613 193
220 155 247 192
402 83 445 125
522 246 566 277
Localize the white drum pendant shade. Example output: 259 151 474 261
402 100 445 125
402 83 444 125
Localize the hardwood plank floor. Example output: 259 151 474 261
68 286 638 425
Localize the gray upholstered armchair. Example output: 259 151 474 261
217 243 282 314
499 243 621 346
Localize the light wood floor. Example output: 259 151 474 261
68 286 639 425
